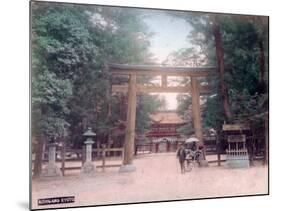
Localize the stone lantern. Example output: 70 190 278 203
81 127 96 176
40 139 62 180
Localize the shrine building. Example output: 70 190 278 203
145 110 187 152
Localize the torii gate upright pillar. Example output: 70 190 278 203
191 77 203 144
119 74 137 172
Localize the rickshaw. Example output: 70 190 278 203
184 137 204 172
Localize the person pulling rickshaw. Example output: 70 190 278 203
176 137 204 173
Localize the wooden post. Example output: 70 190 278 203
264 117 268 165
82 145 86 165
123 74 137 165
102 144 106 172
191 77 203 144
61 139 66 176
134 141 138 155
162 75 167 87
106 143 110 157
156 143 159 153
216 135 221 166
97 141 101 157
121 148 124 161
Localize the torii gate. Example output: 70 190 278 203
109 63 215 172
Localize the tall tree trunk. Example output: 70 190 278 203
107 87 112 156
212 17 232 121
258 40 268 165
33 136 44 178
259 41 266 93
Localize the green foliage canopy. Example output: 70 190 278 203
31 2 163 145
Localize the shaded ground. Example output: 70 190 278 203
32 153 268 209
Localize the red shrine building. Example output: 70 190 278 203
145 111 187 152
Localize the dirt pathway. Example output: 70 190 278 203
32 153 268 209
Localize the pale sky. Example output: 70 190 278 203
143 10 192 63
143 10 192 110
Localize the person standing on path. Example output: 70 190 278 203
177 145 187 173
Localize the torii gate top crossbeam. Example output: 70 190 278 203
109 63 216 93
108 63 216 77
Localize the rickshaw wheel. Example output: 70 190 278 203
185 160 194 172
195 151 204 165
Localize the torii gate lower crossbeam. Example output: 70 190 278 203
109 63 215 172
